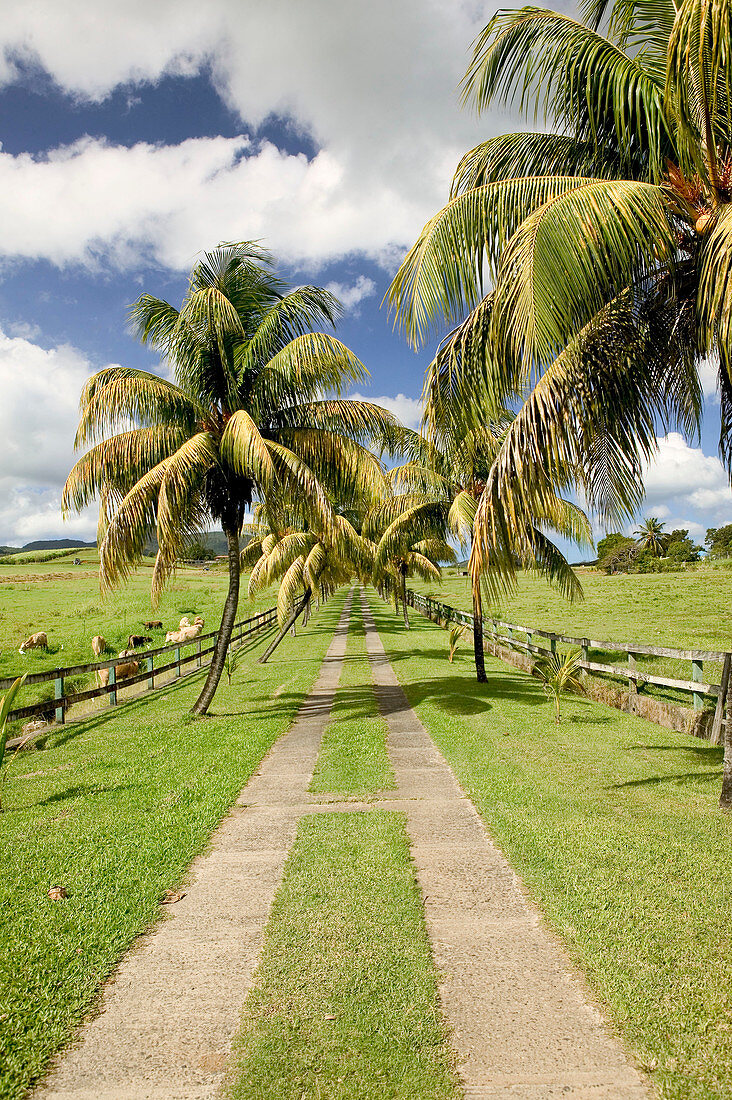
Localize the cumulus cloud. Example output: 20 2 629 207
0 329 106 542
632 433 732 539
0 1 495 272
349 390 422 431
325 276 376 313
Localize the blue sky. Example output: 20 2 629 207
0 0 730 553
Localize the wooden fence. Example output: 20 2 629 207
406 589 732 743
2 607 278 728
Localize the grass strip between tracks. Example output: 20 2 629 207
226 810 459 1100
309 595 394 798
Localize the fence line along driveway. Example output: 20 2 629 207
407 589 732 744
3 607 277 730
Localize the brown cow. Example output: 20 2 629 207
91 635 106 657
97 651 140 688
142 620 163 630
19 631 48 654
126 634 152 650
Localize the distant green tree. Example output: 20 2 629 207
596 533 628 562
664 530 702 563
706 525 732 558
183 539 215 561
599 536 636 573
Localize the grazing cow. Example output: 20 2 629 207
126 634 152 650
19 631 48 654
91 635 106 657
97 651 140 688
165 621 204 645
142 620 162 630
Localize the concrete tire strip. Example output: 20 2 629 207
34 591 355 1100
358 591 650 1100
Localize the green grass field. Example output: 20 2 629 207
0 549 274 721
227 811 459 1100
369 592 732 1100
0 590 347 1100
414 564 732 707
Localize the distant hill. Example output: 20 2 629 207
0 538 96 554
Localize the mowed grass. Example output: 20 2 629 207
0 549 273 719
0 591 346 1100
414 565 732 705
368 593 732 1100
226 811 460 1100
309 596 394 798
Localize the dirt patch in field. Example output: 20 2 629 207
0 573 82 584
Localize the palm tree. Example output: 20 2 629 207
634 516 666 555
365 402 591 679
242 504 375 660
371 529 455 629
63 242 403 716
387 0 732 578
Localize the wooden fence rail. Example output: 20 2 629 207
3 607 278 727
405 589 732 743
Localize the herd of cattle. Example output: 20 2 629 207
17 615 206 688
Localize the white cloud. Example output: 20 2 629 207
325 275 376 313
0 329 106 543
349 390 422 430
630 433 732 538
0 1 495 272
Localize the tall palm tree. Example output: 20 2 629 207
634 516 666 556
387 0 732 578
366 392 591 679
63 242 403 716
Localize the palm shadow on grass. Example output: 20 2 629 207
610 769 722 789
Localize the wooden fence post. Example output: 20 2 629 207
582 639 590 664
147 655 154 691
108 664 117 707
628 651 637 696
175 646 181 678
692 658 704 711
549 634 557 656
711 654 731 745
54 674 64 725
196 639 202 669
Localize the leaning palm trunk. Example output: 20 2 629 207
400 569 409 628
192 528 240 716
472 582 487 683
259 587 312 664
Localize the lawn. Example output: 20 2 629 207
0 590 346 1100
309 595 395 798
369 592 732 1100
226 811 460 1100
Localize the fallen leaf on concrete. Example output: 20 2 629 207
161 890 185 904
48 886 67 901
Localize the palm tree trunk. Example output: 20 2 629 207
259 588 312 664
472 582 487 683
393 583 399 615
401 571 409 629
721 695 732 809
191 526 240 716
